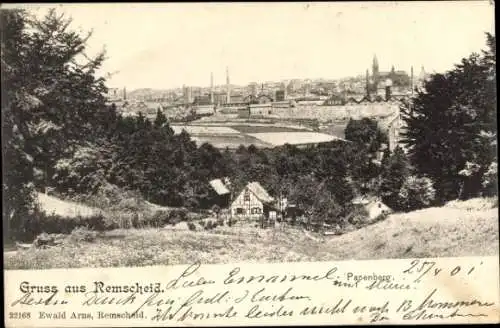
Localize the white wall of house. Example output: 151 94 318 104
364 201 392 221
231 187 264 219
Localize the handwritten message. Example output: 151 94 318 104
5 256 499 326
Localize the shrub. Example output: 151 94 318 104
33 232 66 248
482 162 498 196
346 205 370 226
205 220 216 230
150 210 171 227
70 226 97 243
187 222 197 231
398 176 436 211
217 218 224 226
168 208 189 224
19 207 107 242
204 220 212 230
211 204 221 217
186 212 204 221
103 212 135 229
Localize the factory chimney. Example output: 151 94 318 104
365 69 370 97
410 66 414 97
210 72 214 104
226 67 231 104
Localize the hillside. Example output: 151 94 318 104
4 197 497 269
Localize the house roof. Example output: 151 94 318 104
351 196 392 213
351 195 379 205
209 179 230 195
247 181 274 203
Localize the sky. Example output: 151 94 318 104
5 2 496 90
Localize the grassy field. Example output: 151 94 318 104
191 134 272 149
4 197 498 270
230 125 308 133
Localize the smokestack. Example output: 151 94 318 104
385 85 391 101
123 87 127 100
210 72 214 104
226 67 231 104
410 66 414 97
366 69 370 97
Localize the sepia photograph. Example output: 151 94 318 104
2 1 497 272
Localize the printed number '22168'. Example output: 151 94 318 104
9 312 31 319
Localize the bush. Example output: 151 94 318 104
482 162 498 196
168 208 189 224
346 205 370 226
205 220 218 230
150 210 171 227
19 207 107 242
103 212 136 229
33 232 66 248
186 212 204 221
398 176 436 211
204 220 212 230
217 218 224 226
187 222 197 231
70 226 97 243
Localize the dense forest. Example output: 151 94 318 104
2 9 497 241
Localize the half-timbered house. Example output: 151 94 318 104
230 182 275 219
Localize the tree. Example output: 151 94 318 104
345 117 388 153
1 8 114 239
2 9 37 240
379 147 411 210
401 33 496 202
153 108 167 128
398 176 436 211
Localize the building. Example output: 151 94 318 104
249 103 273 116
367 55 410 95
231 182 275 219
351 196 392 222
106 87 127 101
275 90 286 101
208 179 231 208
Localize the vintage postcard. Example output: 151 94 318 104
2 1 498 326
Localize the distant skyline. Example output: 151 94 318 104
6 2 495 90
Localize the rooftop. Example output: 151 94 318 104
209 179 230 195
246 181 274 203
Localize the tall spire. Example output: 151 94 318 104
372 54 379 86
373 54 379 70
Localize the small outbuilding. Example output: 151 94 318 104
351 195 392 222
208 179 231 208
